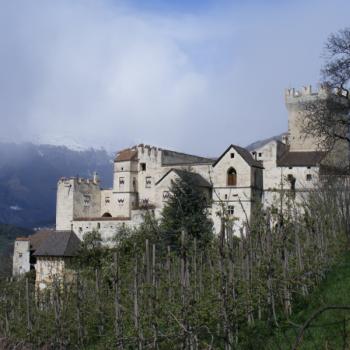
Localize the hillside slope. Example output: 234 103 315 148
0 142 113 228
267 252 350 349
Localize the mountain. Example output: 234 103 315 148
0 142 114 228
246 133 285 151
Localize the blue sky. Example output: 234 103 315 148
0 0 349 155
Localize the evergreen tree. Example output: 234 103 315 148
160 171 213 249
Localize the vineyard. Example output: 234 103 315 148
1 179 350 349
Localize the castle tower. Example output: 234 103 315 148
56 177 101 231
113 147 139 217
285 85 329 152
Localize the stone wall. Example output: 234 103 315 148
12 239 30 276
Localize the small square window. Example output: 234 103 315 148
228 205 234 216
145 176 152 188
140 163 146 171
287 174 293 181
119 177 125 185
163 191 170 200
230 153 235 158
83 195 91 206
258 153 262 157
307 166 311 169
306 174 312 181
289 167 293 170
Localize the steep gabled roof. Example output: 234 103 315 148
33 231 81 257
277 151 326 167
29 229 54 251
212 145 264 168
155 168 212 188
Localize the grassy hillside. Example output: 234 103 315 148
267 252 350 349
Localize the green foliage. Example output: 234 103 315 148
160 172 213 250
1 179 350 349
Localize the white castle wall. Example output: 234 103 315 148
56 177 101 231
12 240 31 276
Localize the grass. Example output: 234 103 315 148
266 252 350 349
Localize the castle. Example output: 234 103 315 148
13 85 349 282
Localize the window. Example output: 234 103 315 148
224 194 228 200
258 152 262 157
287 174 296 191
230 153 235 158
83 195 91 206
145 176 152 188
306 174 312 181
121 167 124 171
97 223 101 229
79 227 82 233
163 191 170 201
105 197 110 204
307 166 311 169
19 253 22 258
228 205 235 216
227 167 237 186
140 163 146 171
289 167 293 170
119 177 125 190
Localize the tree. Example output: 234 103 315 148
160 171 213 250
301 28 350 170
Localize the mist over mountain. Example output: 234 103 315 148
0 135 284 229
0 142 113 228
245 133 285 151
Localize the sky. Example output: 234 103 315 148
0 0 349 156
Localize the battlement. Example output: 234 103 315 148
285 85 349 101
58 172 100 186
137 144 161 159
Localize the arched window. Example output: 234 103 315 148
227 168 237 186
102 212 112 218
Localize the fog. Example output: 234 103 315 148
0 0 349 156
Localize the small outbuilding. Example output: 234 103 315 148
33 231 81 290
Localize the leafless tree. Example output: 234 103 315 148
302 28 350 166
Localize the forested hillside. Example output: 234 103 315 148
0 142 113 228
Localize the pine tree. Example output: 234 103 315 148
161 171 213 250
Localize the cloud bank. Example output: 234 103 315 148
0 0 349 156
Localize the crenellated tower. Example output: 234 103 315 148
56 175 101 231
285 85 332 152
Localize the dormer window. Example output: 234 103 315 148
227 167 237 186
